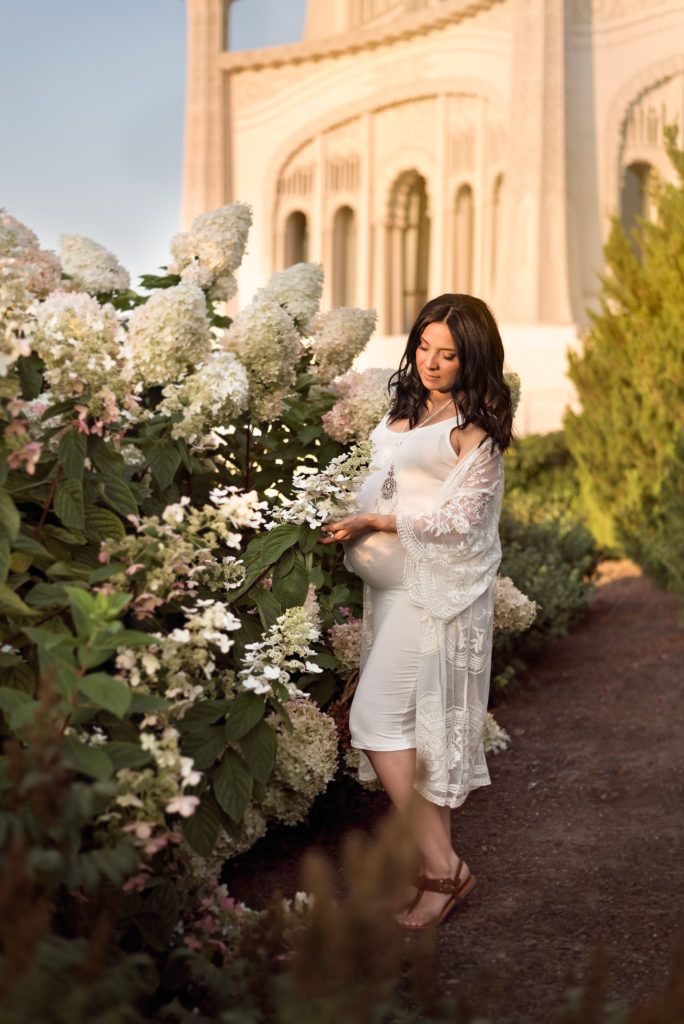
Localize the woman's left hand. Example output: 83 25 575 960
320 512 397 543
320 513 372 544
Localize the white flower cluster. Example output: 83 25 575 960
115 599 242 706
322 367 393 444
482 711 511 754
29 290 133 418
221 292 302 422
100 489 264 611
309 306 377 384
1 210 61 375
169 202 252 302
260 698 339 826
239 604 322 697
256 262 323 334
59 234 130 294
270 439 375 529
328 616 362 673
0 209 61 302
126 280 211 388
158 350 249 446
99 725 202 855
493 574 538 633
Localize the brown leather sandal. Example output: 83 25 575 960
397 859 475 931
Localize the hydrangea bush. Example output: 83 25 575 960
0 204 543 1005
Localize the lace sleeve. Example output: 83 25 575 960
396 441 503 621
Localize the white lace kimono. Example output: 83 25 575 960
356 437 503 807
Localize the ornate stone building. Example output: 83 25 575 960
182 0 684 432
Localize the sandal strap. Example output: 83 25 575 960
418 859 466 895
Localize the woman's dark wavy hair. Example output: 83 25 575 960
388 293 513 450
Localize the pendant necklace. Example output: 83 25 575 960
376 398 454 513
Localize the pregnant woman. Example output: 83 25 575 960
321 293 512 930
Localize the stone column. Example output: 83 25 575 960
358 113 373 308
429 93 448 297
181 0 232 229
493 0 572 323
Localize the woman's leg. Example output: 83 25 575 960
367 749 470 926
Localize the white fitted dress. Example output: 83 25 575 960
343 412 504 808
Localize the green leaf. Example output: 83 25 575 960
24 581 68 609
129 692 172 713
106 741 153 771
148 445 181 492
89 561 128 584
299 522 321 553
91 442 124 477
261 524 301 564
54 478 85 530
41 399 75 421
0 584 38 617
99 476 138 518
239 720 277 783
272 554 308 610
58 429 87 480
62 736 114 780
181 699 230 731
17 352 43 399
0 489 20 542
213 749 253 823
101 629 153 649
0 687 34 718
224 692 266 741
12 535 51 558
181 790 221 857
181 724 226 770
0 538 10 585
78 672 131 718
84 506 126 542
253 587 281 629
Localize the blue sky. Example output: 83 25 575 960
0 0 307 282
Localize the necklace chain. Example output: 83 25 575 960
376 399 454 511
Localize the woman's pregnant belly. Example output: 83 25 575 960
343 529 405 590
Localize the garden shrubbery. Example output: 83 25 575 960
0 203 603 1017
565 126 684 597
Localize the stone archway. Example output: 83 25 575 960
283 210 310 267
332 205 357 307
387 169 431 333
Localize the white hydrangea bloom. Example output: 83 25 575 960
59 234 130 294
309 306 377 383
493 574 538 633
482 711 511 754
1 210 61 374
260 699 338 826
270 439 375 529
238 604 321 698
221 292 302 422
0 209 61 301
256 262 323 334
169 202 252 302
321 367 393 445
126 280 211 387
29 290 131 415
158 350 249 445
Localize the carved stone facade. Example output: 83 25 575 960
182 0 684 433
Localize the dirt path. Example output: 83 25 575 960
225 562 684 1022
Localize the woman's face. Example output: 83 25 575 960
415 321 460 394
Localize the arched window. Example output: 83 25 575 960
490 174 503 290
284 211 309 267
332 205 356 307
388 170 430 333
620 162 651 260
453 184 474 294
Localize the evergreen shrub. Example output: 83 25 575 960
565 126 684 579
503 430 582 522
